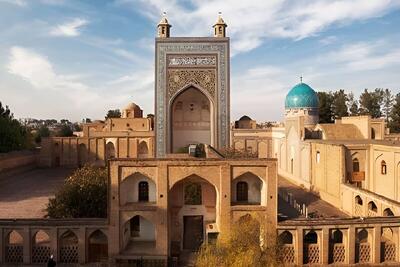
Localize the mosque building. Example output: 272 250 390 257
2 13 400 266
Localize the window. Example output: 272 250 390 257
184 183 202 205
355 195 363 205
236 182 248 202
368 201 377 212
381 160 387 175
331 230 343 243
161 27 165 34
353 158 360 172
218 26 222 34
138 181 149 202
290 158 294 174
130 216 140 237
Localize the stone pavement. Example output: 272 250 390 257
0 168 74 218
278 175 348 220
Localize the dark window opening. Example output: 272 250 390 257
236 182 248 202
184 183 202 205
138 181 149 202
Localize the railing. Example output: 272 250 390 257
278 190 308 217
279 245 295 264
304 244 320 264
331 243 345 263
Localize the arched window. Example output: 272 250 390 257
130 216 140 237
304 231 318 244
355 195 363 205
383 208 394 217
383 208 394 216
184 183 202 205
381 160 387 175
331 229 343 243
357 229 368 243
138 181 149 202
368 201 377 212
279 231 293 244
236 182 248 202
353 158 360 172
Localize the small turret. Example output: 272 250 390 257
157 12 171 38
213 12 227 37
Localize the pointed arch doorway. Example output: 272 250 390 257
170 86 213 153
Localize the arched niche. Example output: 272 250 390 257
120 172 156 205
231 172 264 205
170 86 213 153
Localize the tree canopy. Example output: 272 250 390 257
46 165 107 218
0 101 33 152
105 109 121 119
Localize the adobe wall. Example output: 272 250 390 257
0 150 38 175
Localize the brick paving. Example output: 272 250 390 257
0 168 73 218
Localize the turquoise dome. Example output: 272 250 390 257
285 83 319 109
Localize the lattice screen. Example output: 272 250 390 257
5 245 23 263
280 245 295 264
60 245 78 263
305 244 320 264
32 245 51 264
367 210 377 217
358 243 371 263
355 204 363 216
332 244 345 263
383 243 396 262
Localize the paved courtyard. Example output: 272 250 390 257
278 175 348 220
0 168 73 218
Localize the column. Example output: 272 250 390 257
78 227 86 264
348 226 356 264
49 228 58 261
219 163 231 237
157 162 169 256
373 225 381 264
296 228 304 265
321 227 329 264
22 227 31 264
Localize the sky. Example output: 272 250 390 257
1 0 400 122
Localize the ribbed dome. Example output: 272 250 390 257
285 83 319 109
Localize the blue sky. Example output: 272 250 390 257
1 0 400 122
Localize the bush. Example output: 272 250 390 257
195 215 280 267
219 147 258 159
46 165 107 218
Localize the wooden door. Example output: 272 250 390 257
183 216 203 250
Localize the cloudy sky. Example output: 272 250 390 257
1 0 400 122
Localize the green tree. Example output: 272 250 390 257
389 93 400 133
332 89 349 119
105 109 121 119
382 89 394 123
347 92 359 116
0 101 32 152
57 124 73 137
46 165 107 218
34 125 50 143
359 89 384 118
317 92 333 123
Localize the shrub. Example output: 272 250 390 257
46 165 107 218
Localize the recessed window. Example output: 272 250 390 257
138 181 149 202
236 182 248 202
381 160 387 175
184 183 202 205
353 158 360 172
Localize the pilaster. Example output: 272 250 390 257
296 228 304 265
321 227 329 264
22 227 30 264
373 225 381 264
78 227 86 264
348 226 356 264
219 163 231 237
157 162 169 256
0 228 3 264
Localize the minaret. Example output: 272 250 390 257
157 12 171 38
213 12 227 37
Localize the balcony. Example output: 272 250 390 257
349 172 365 183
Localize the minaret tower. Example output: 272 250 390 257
157 12 171 38
213 12 227 37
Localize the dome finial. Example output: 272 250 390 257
300 75 303 83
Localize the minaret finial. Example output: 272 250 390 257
213 12 227 37
300 76 303 83
157 12 171 38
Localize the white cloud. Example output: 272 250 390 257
50 18 89 37
119 0 400 55
0 0 27 7
325 41 400 71
319 36 337 45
